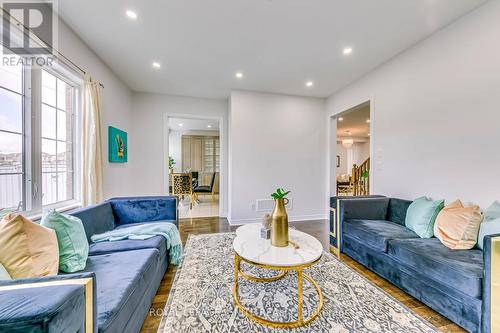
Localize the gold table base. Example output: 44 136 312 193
232 253 324 329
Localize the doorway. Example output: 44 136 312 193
330 102 372 197
167 117 221 218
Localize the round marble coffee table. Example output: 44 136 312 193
232 224 324 328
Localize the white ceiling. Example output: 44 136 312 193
58 0 487 99
168 117 220 131
337 103 370 138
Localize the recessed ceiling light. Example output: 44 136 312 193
366 119 371 123
235 72 244 79
207 124 212 128
306 81 314 87
125 10 137 19
338 117 344 122
152 62 161 68
343 47 353 55
178 123 183 127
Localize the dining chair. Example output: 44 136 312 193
171 173 195 209
194 172 217 202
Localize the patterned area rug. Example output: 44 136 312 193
158 233 438 333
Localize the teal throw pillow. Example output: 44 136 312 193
405 196 444 238
41 210 89 273
0 263 12 280
484 201 500 221
477 218 500 250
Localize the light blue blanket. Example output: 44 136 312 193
91 222 182 265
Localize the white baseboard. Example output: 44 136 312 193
228 214 327 226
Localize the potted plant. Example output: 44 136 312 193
270 188 291 247
169 156 175 174
360 170 369 185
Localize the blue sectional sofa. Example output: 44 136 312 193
333 196 497 333
0 196 178 333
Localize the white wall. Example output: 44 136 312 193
326 0 500 207
336 141 369 176
58 19 134 199
168 130 183 173
130 93 228 215
336 143 348 175
355 142 370 166
229 90 327 223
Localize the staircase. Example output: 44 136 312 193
351 158 370 196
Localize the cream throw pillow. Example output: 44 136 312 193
0 214 59 279
434 200 482 250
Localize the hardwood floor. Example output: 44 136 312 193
140 217 465 333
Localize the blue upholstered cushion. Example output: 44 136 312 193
70 203 116 242
387 238 483 298
343 219 419 252
0 284 85 332
387 198 413 225
82 249 160 333
89 235 166 260
108 196 177 227
343 236 482 332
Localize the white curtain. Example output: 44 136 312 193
82 74 104 206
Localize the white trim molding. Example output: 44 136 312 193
228 214 328 226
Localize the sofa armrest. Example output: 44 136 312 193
0 272 97 333
107 196 179 227
338 197 391 223
336 197 390 252
482 234 500 333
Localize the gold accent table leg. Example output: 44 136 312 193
232 256 324 328
297 268 303 323
234 254 241 288
239 269 287 282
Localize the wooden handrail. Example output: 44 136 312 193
350 158 370 196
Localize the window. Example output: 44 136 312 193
41 70 75 206
203 137 220 173
0 56 24 212
0 54 80 215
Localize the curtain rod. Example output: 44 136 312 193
1 8 104 88
54 49 105 89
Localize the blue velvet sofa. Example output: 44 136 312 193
336 196 497 333
0 196 178 333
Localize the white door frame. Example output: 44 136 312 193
162 113 226 217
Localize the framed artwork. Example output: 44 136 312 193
108 126 127 163
336 155 340 167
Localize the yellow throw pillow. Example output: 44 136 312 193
0 213 59 279
434 200 482 250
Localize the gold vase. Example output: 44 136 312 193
271 198 289 247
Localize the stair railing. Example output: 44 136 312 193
351 158 370 196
